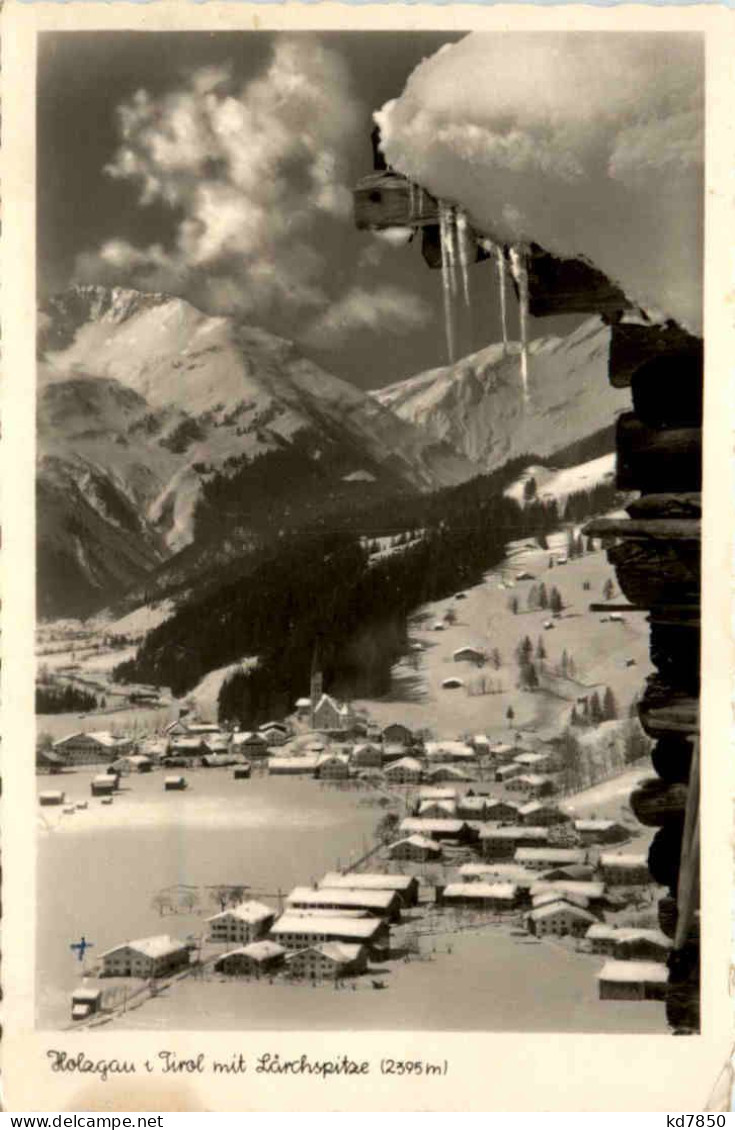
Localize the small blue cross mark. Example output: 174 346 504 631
70 936 93 962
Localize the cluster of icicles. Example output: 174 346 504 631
435 200 530 405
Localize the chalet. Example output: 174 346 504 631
614 929 671 963
506 774 555 798
480 826 549 860
110 754 153 774
231 732 269 758
319 871 420 908
489 743 523 764
206 900 276 945
599 853 651 886
515 847 587 871
495 764 522 784
441 678 464 690
532 889 590 912
214 940 286 977
268 756 319 776
382 743 411 765
315 754 351 781
483 799 521 822
312 694 354 733
452 646 486 664
259 726 288 747
527 901 596 938
438 882 519 912
351 743 383 769
518 801 569 826
100 935 190 979
456 796 488 820
399 817 478 845
269 913 389 959
381 722 413 746
166 737 207 761
52 731 132 766
418 787 457 802
186 723 222 737
424 741 475 762
424 764 474 783
513 752 555 772
384 757 423 785
585 923 620 955
574 819 630 846
286 886 402 922
286 942 368 980
418 799 457 819
530 881 606 913
388 835 442 863
540 864 595 882
36 749 65 774
201 752 237 768
597 960 668 1001
471 735 491 756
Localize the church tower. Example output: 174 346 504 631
310 645 323 728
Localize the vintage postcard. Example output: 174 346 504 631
1 0 733 1112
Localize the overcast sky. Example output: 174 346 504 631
38 31 586 389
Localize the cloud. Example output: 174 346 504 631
304 285 431 347
75 38 428 348
377 33 704 332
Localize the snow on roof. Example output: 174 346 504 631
390 835 441 852
530 880 605 899
443 882 518 900
206 900 274 924
529 902 595 922
101 935 188 959
384 757 423 772
514 753 550 765
296 698 312 707
425 765 472 780
575 820 617 831
269 757 320 770
586 924 619 940
418 788 457 800
53 730 122 748
424 741 474 759
223 940 285 962
532 890 589 910
481 826 549 840
187 723 222 734
271 914 383 939
516 848 585 863
400 817 467 833
320 872 416 893
168 737 205 749
518 801 562 815
459 863 536 882
71 988 103 1001
597 960 668 984
287 886 397 910
600 853 649 868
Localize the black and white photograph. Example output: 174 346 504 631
29 21 707 1047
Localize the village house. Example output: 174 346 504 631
90 774 117 797
418 799 457 819
540 864 595 882
495 764 523 784
483 799 522 822
471 735 491 756
295 697 312 720
231 732 269 758
456 796 488 820
384 757 423 785
399 817 478 845
489 742 526 763
527 900 596 938
599 853 652 886
424 764 474 783
381 722 414 746
515 847 587 871
315 753 351 781
480 826 550 861
286 886 402 922
613 929 672 963
52 731 132 766
388 835 442 863
382 743 411 765
597 960 668 1001
530 880 607 914
518 801 569 826
585 923 620 955
418 787 457 803
452 646 486 664
258 726 288 747
100 936 190 979
39 789 66 806
70 987 103 1022
312 694 354 733
111 754 153 774
214 940 286 978
424 741 475 763
574 819 629 846
513 752 555 772
286 942 368 981
36 748 66 774
506 774 555 798
206 900 276 945
186 723 223 738
438 882 519 912
319 872 420 908
268 756 320 776
269 913 389 959
351 743 383 769
166 736 208 762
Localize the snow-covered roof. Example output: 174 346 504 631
206 900 274 925
287 886 397 910
385 757 423 773
271 914 383 940
400 817 467 834
296 698 312 708
389 835 441 852
101 934 188 959
516 848 585 864
481 825 549 841
575 820 617 832
320 872 416 893
597 960 668 984
418 787 457 800
529 902 595 922
530 880 605 899
220 940 285 962
443 882 517 900
600 853 649 868
288 942 364 964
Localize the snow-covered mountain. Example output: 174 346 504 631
372 319 630 471
38 286 478 617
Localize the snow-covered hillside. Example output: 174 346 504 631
373 318 629 471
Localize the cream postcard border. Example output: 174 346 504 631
2 3 733 1112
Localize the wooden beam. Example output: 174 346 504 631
583 517 701 542
627 493 701 520
616 414 701 492
607 317 702 389
630 777 688 826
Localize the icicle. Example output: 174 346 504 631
494 245 509 353
509 245 530 405
456 209 472 308
438 203 456 364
